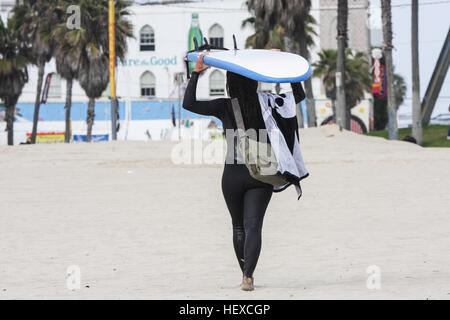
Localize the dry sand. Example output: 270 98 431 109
0 125 449 299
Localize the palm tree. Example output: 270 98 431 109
411 0 422 145
52 0 82 143
345 51 372 122
381 0 398 140
11 0 59 144
394 73 407 110
243 9 317 51
71 0 133 142
298 11 318 129
242 17 286 51
336 0 348 129
313 49 371 122
0 18 29 146
54 46 78 143
312 49 337 121
247 0 317 128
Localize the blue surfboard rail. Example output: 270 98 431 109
187 51 312 83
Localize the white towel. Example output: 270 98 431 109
257 91 309 199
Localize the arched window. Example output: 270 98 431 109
258 82 273 93
140 25 155 51
209 24 224 48
140 71 156 97
209 70 225 96
48 73 61 98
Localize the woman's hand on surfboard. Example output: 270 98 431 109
194 54 210 73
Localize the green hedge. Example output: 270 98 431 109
366 125 450 148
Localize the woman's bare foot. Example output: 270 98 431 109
240 276 254 291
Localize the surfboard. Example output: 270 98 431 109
187 49 311 83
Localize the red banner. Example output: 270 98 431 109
41 73 54 104
372 58 387 99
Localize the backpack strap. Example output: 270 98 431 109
230 98 246 132
230 98 248 160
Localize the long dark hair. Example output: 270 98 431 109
226 71 262 130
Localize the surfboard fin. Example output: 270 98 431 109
203 37 210 51
233 34 238 50
185 57 191 79
185 36 231 79
193 37 199 51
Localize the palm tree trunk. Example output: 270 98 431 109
5 99 14 146
65 78 73 143
86 97 95 142
284 36 304 128
303 78 316 128
331 99 337 123
299 27 316 128
411 0 422 145
336 0 348 129
381 0 398 140
297 102 305 128
345 101 351 130
30 62 45 144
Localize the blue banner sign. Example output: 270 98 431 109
73 134 109 142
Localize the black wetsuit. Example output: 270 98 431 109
183 71 305 278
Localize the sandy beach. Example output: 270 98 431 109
1 124 449 299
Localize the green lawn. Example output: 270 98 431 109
366 125 450 148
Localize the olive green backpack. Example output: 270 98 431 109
231 98 288 188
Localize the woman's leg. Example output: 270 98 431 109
242 187 273 278
221 165 246 272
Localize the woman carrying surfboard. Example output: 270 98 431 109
183 53 307 291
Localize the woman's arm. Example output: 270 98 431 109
290 82 306 104
182 54 226 119
182 71 226 119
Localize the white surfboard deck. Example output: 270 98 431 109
187 49 311 83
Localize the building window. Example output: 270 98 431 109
209 70 225 96
48 74 61 98
209 24 224 48
258 82 273 93
140 71 156 97
140 25 155 51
